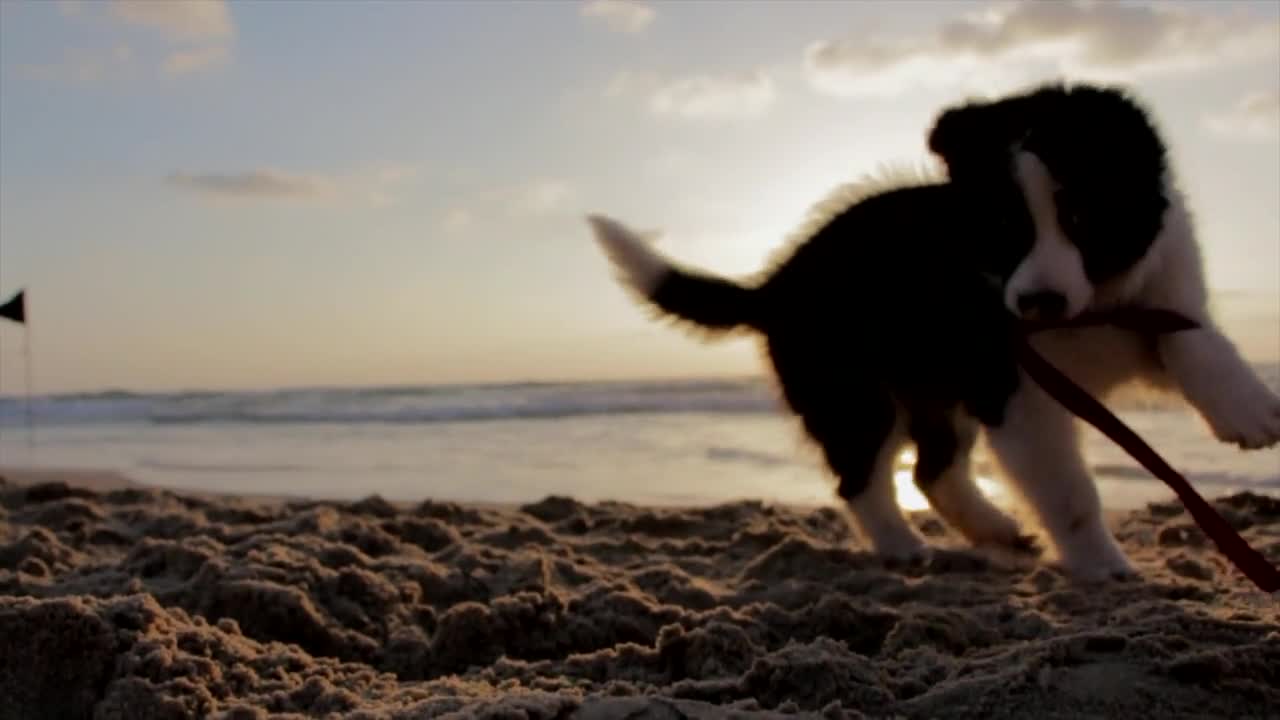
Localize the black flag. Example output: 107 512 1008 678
0 289 25 324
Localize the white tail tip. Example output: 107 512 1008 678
587 214 671 296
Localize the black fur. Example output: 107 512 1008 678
630 181 1026 503
649 270 757 332
929 81 1170 286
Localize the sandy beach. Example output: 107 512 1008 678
1 467 1277 719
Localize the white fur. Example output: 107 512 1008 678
1131 191 1280 450
587 214 670 297
920 416 1026 549
985 372 1136 580
1018 181 1280 447
844 413 930 560
989 172 1280 580
1006 151 1094 319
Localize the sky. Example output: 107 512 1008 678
0 0 1277 394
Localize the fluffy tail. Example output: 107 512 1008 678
587 214 757 333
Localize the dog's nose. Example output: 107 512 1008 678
1016 290 1067 320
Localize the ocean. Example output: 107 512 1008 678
2 370 1278 511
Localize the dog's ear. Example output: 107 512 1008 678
926 102 992 163
929 83 1070 169
928 97 1037 166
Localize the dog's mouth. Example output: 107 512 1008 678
1012 289 1070 322
1007 288 1094 325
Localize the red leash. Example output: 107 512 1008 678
1020 309 1280 593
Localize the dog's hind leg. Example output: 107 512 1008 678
985 376 1135 581
911 412 1036 553
767 337 927 561
805 394 928 562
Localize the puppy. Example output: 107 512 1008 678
590 81 1278 582
927 81 1280 579
588 167 1040 568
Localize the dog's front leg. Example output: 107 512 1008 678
1159 326 1280 450
986 375 1135 581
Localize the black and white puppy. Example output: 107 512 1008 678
927 81 1280 579
588 81 1279 581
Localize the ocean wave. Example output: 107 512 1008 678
135 460 312 474
1 363 1275 429
1091 464 1154 481
705 446 792 468
0 379 782 427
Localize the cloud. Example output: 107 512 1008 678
114 0 235 78
162 45 230 76
440 178 579 231
1205 91 1280 142
167 170 334 200
603 69 658 99
608 69 777 120
805 1 1280 98
109 0 234 40
350 165 421 206
514 179 576 216
650 71 776 119
580 0 654 34
439 208 475 234
166 165 417 206
35 0 235 82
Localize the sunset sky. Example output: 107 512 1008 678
1 0 1277 394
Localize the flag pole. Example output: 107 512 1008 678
24 319 33 448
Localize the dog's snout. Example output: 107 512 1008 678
1016 290 1067 321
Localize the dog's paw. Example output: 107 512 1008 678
874 536 933 564
961 512 1039 554
850 508 932 564
863 528 934 567
881 544 936 572
1163 330 1280 450
1054 527 1137 583
1198 380 1280 450
968 524 1043 557
1005 533 1045 557
935 501 1040 555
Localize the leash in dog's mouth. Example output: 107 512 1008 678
1019 308 1280 594
1019 306 1203 335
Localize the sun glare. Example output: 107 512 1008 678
891 447 1008 512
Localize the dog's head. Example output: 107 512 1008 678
928 82 1170 321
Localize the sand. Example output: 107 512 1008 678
1 468 1277 719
